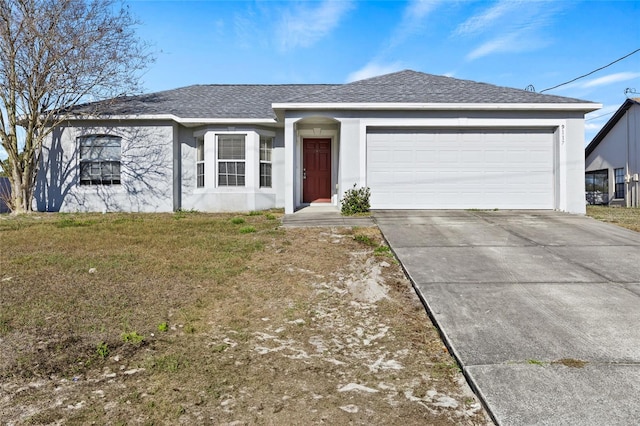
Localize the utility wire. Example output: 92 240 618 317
540 48 640 93
586 111 615 121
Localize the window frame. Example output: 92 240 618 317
585 169 609 205
196 137 205 188
78 135 122 186
217 134 246 187
259 135 273 188
614 168 625 199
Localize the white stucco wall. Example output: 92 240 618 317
36 121 175 213
179 125 282 212
562 118 588 214
284 109 591 214
37 107 592 215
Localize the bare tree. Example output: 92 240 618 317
0 0 152 213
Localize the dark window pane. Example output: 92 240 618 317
260 163 272 188
78 136 122 185
218 135 245 160
615 168 625 198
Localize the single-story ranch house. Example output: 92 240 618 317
35 70 600 214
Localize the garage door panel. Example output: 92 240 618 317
416 149 437 163
366 129 554 210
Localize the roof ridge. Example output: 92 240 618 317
277 70 427 102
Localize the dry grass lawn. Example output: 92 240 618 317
586 205 640 232
0 211 490 425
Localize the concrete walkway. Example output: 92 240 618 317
282 205 375 227
374 210 640 425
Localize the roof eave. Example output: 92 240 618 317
62 113 278 126
272 102 601 112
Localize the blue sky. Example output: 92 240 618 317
127 0 640 143
1 0 638 163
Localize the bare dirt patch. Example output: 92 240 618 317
0 213 491 424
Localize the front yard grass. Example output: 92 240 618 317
0 211 488 425
586 205 640 232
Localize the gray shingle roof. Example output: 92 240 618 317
75 70 593 120
283 70 592 104
83 84 338 119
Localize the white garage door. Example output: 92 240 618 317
366 129 555 209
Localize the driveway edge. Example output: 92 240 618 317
373 217 499 426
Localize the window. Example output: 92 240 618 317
260 136 273 188
79 135 121 185
615 168 625 199
196 138 204 188
217 135 245 186
585 169 608 205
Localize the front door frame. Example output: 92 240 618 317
294 126 339 210
302 138 332 203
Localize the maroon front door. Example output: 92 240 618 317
303 139 331 203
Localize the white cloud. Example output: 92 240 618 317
276 0 353 51
406 0 441 20
582 72 640 88
466 32 549 61
458 1 565 61
388 0 443 48
584 123 604 132
347 61 405 83
454 0 519 36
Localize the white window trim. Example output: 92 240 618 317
78 134 122 187
216 133 247 188
193 129 274 193
259 135 273 188
196 137 205 188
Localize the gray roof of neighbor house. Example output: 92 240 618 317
72 70 595 120
585 98 640 158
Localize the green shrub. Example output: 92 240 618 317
374 245 393 257
353 234 376 246
230 217 245 225
341 184 371 216
239 226 256 234
96 342 109 359
122 331 144 344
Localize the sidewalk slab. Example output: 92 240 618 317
379 222 533 248
467 363 640 426
415 281 640 365
394 246 605 284
481 215 640 247
547 246 640 282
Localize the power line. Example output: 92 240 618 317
586 111 615 121
540 48 640 93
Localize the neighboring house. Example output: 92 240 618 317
0 177 10 213
35 70 599 214
585 98 640 207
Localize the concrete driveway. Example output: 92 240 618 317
374 210 640 425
